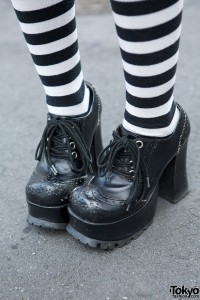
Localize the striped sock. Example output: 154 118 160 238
111 0 183 137
11 0 90 117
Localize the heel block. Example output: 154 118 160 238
159 142 189 204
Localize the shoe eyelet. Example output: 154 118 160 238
136 140 143 149
70 142 75 150
129 170 134 174
72 151 78 159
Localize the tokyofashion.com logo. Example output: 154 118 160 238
170 286 200 298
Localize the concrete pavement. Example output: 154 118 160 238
76 0 110 15
0 1 199 299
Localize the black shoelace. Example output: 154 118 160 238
97 130 150 210
35 117 92 175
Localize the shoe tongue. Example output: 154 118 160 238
46 115 73 149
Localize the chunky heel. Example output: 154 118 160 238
159 141 189 203
90 124 103 174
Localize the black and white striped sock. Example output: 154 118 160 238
11 0 90 116
111 0 183 137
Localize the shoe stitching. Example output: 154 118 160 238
147 140 158 170
143 140 158 171
177 112 187 154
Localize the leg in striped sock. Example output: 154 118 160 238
11 0 90 116
110 0 183 137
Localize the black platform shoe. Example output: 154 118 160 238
26 82 102 229
67 104 190 249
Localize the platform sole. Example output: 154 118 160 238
27 201 68 230
66 186 158 249
27 215 67 230
67 221 152 250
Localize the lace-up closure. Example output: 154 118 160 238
35 116 92 176
67 105 191 249
97 129 150 209
26 82 103 229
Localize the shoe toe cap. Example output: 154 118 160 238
69 185 127 223
26 171 72 206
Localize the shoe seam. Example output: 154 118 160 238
177 112 187 154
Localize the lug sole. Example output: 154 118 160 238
66 186 158 249
27 215 67 230
67 221 152 250
27 201 68 230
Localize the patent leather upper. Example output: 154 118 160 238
26 82 102 207
69 104 190 223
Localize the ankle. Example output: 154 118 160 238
47 84 90 117
122 105 180 138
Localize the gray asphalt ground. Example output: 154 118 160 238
76 0 110 15
0 1 200 300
